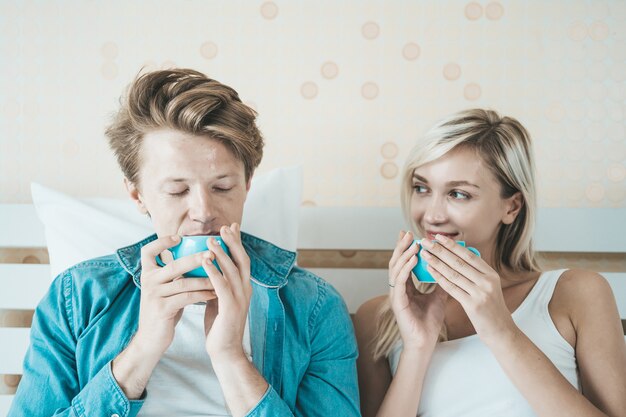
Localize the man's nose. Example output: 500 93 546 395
188 188 217 224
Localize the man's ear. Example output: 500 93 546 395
502 192 524 225
124 178 149 215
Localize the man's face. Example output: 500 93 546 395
126 128 250 238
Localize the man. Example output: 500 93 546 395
10 69 360 417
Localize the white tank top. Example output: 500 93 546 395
389 269 579 417
138 304 252 416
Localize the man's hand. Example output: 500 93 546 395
203 224 269 416
203 224 252 361
112 235 217 399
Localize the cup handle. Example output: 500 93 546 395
468 247 481 257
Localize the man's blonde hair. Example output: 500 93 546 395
105 68 264 186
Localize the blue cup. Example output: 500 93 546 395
156 235 231 278
412 240 480 283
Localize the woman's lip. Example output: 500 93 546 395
425 232 458 239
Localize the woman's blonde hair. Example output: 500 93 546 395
105 68 264 187
373 108 541 360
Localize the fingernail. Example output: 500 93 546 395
421 239 432 248
435 234 448 243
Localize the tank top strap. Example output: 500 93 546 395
517 269 568 317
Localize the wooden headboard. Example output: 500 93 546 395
1 204 625 413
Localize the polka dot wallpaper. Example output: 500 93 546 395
0 0 624 208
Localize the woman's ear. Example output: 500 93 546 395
124 178 149 215
502 192 524 225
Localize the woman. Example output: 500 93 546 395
354 109 626 417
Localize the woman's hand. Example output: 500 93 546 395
420 234 516 343
202 223 252 362
388 231 448 351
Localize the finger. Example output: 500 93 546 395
159 249 174 265
164 290 217 312
390 241 419 281
158 275 216 297
202 255 236 306
428 264 470 304
230 223 252 296
388 231 414 269
141 235 181 269
220 224 251 284
208 235 245 300
391 254 417 301
433 234 489 275
421 249 476 296
421 239 482 286
153 251 213 284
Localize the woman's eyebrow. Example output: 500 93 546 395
446 180 480 189
412 174 480 189
412 174 428 183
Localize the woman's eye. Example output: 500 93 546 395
413 184 428 193
214 187 233 193
450 190 470 200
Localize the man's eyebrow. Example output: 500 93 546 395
160 174 233 183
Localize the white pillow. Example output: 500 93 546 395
31 166 302 278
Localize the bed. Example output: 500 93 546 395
1 201 625 414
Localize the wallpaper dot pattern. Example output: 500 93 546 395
0 0 624 208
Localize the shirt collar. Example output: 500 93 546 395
115 232 296 288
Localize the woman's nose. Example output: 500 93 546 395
423 196 448 225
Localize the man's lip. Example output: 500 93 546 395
183 232 220 237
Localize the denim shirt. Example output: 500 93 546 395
9 233 360 417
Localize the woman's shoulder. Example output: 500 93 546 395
355 294 387 321
554 268 612 298
354 294 387 340
552 269 616 317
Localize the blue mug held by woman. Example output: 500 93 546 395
412 240 480 283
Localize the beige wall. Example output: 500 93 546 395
1 0 624 207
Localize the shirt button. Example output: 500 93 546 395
111 414 120 417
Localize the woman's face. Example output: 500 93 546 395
125 128 250 238
410 146 521 266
